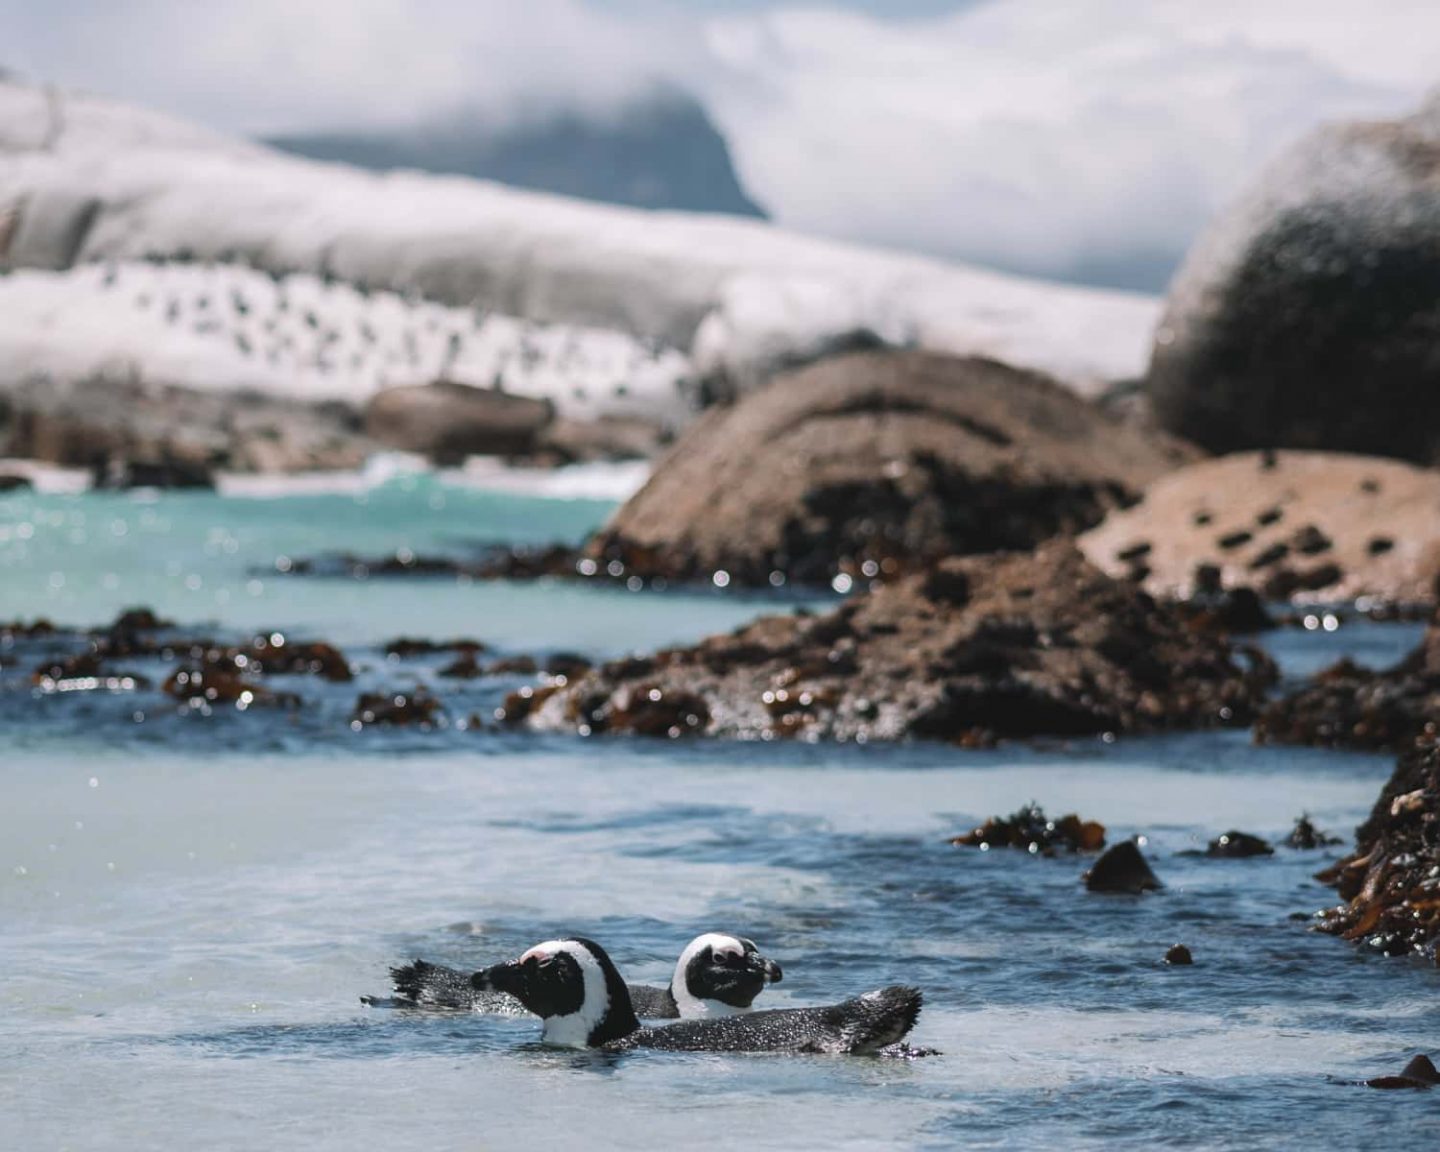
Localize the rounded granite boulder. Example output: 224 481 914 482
1147 92 1440 462
587 349 1195 588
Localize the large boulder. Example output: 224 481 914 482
1318 739 1440 959
507 542 1276 744
1148 93 1440 462
1080 450 1440 603
586 350 1195 588
362 380 554 464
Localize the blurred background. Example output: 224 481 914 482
5 0 1437 289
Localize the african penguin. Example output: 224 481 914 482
471 937 923 1055
360 932 781 1019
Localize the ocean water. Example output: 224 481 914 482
2 477 1438 1151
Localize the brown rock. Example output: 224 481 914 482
521 542 1275 743
587 350 1195 588
1257 625 1440 753
363 381 553 464
1367 1054 1440 1089
1163 944 1193 965
1317 740 1440 958
1084 840 1163 894
351 691 442 727
949 803 1106 855
1081 451 1440 604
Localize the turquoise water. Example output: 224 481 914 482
2 481 1438 1150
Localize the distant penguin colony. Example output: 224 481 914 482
362 932 783 1020
365 933 926 1056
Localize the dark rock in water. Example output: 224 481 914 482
1081 451 1440 605
1084 839 1163 894
1172 584 1274 635
1317 739 1440 958
437 651 484 679
384 637 487 659
949 803 1106 855
1147 91 1440 464
494 683 564 726
1366 1054 1440 1090
513 542 1276 743
1256 624 1440 753
351 691 442 728
1286 815 1342 850
543 652 593 681
110 607 172 632
587 350 1196 589
1205 831 1275 858
92 454 214 491
0 472 31 492
1163 944 1193 965
362 381 554 464
487 655 539 676
163 665 289 708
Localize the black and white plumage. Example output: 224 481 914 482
471 937 923 1055
361 932 781 1019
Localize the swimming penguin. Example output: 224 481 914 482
361 932 782 1019
470 937 922 1054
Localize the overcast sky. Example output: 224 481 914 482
2 1 1437 289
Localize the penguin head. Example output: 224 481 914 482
672 933 783 1017
471 937 638 1047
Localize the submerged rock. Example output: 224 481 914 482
1317 740 1440 959
1081 451 1440 605
1366 1054 1440 1090
1205 831 1275 858
1256 624 1440 753
1163 944 1193 966
1084 840 1163 894
1147 92 1440 463
517 542 1275 743
1287 815 1342 850
949 803 1106 855
587 350 1195 588
350 691 443 728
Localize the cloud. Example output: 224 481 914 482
4 0 1439 289
0 0 696 133
698 1 1440 288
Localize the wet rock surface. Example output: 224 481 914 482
1081 451 1440 606
585 350 1195 589
1286 815 1342 850
1147 92 1440 463
1317 739 1440 959
1084 840 1163 894
1365 1054 1440 1090
516 542 1276 744
1204 831 1274 859
0 607 569 742
949 804 1106 855
1163 944 1193 966
1256 623 1440 753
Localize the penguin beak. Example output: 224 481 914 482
471 961 519 996
750 954 783 984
